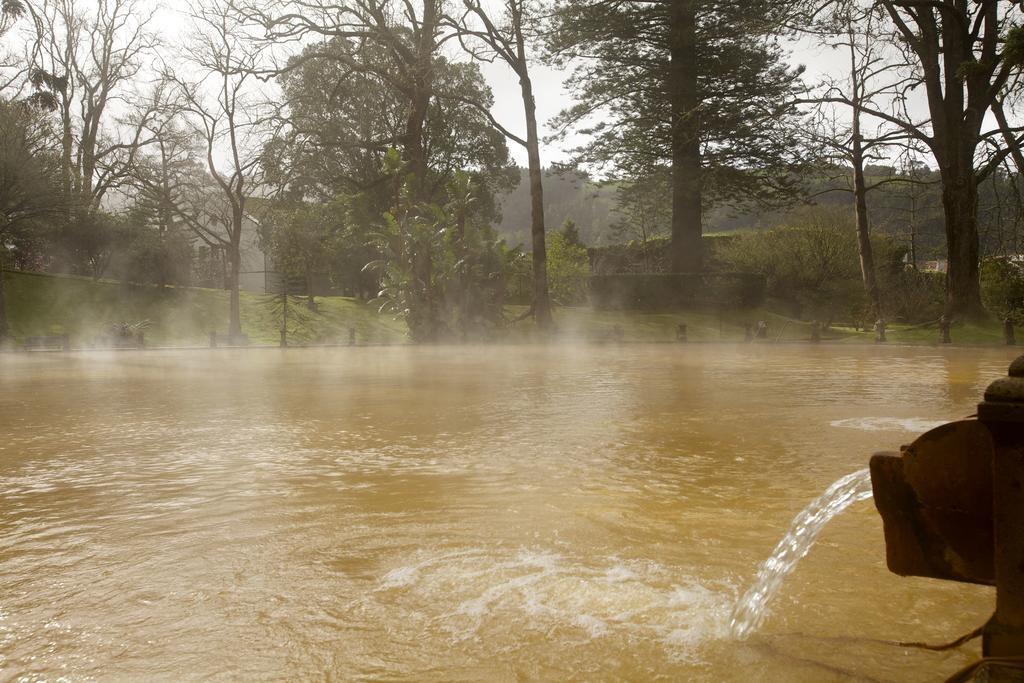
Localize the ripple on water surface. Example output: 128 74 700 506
0 345 1014 680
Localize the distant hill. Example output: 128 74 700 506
494 166 954 261
494 169 619 247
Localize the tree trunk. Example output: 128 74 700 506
412 245 436 340
61 99 74 201
404 91 431 198
0 253 8 340
513 4 553 330
404 0 437 202
306 268 316 311
281 286 288 348
454 205 467 333
851 119 881 318
521 74 553 330
669 0 702 274
228 214 243 337
941 166 984 318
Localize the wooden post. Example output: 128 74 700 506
281 290 288 348
939 316 952 344
874 319 887 343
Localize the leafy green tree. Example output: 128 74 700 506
546 231 590 306
118 215 193 287
261 200 344 310
267 39 514 211
0 98 65 338
367 158 517 341
560 219 583 248
981 258 1024 325
718 207 866 320
548 0 805 273
53 210 129 280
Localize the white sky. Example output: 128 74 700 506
106 2 936 171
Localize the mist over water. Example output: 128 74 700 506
0 345 1013 680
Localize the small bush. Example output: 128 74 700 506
981 258 1024 324
717 209 863 320
547 232 590 305
880 268 945 324
588 272 765 310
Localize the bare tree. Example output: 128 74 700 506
799 3 921 318
166 0 272 337
27 0 159 212
812 0 1024 318
444 0 553 329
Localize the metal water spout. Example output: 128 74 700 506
870 355 1024 665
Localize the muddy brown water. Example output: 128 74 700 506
0 344 1016 681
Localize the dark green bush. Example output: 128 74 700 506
588 272 765 310
981 258 1024 324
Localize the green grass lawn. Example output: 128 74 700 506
2 269 1015 348
509 305 1014 346
2 270 408 347
506 305 818 343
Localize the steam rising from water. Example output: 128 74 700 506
729 469 875 638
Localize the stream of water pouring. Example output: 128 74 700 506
730 468 875 639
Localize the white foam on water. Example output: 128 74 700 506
373 548 732 660
572 614 610 637
375 549 482 591
379 565 420 589
830 417 946 433
603 564 637 583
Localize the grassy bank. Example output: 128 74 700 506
2 270 408 346
2 269 1014 348
512 305 1014 346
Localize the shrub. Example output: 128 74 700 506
981 258 1024 324
717 209 863 320
547 232 590 306
880 268 945 324
588 272 765 310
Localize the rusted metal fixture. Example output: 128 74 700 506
870 355 1024 663
978 356 1024 657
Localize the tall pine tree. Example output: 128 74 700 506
548 0 804 272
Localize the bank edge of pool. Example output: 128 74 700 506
1 269 1015 349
